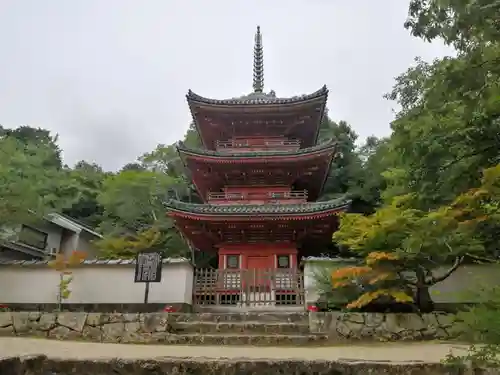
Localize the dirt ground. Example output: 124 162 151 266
0 337 470 363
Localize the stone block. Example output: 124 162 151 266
82 325 102 342
101 322 125 342
100 312 125 324
0 312 12 328
85 313 102 326
139 313 170 333
12 312 30 334
37 313 57 331
0 324 14 336
57 312 87 332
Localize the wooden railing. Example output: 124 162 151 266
194 268 305 307
207 190 308 201
215 139 300 151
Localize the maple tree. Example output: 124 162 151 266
332 165 500 311
48 251 87 309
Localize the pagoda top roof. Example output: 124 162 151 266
187 26 328 108
177 138 336 159
165 197 350 217
186 85 328 107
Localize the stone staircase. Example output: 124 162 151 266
163 312 328 346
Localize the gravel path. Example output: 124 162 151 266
0 337 470 363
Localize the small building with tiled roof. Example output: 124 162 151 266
0 213 102 261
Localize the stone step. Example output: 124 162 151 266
140 333 329 346
172 321 311 335
169 312 309 323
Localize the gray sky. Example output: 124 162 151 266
0 0 453 171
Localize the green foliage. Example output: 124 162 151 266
405 0 500 50
58 161 108 227
98 169 174 229
0 125 63 168
96 225 188 260
95 169 190 259
333 164 500 310
444 284 500 368
0 135 68 229
312 262 364 310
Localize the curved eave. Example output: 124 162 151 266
165 199 351 222
176 140 337 163
186 85 328 107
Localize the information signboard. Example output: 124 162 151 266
134 251 163 283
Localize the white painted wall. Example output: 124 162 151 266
0 260 194 305
303 258 500 304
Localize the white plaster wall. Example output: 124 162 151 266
0 262 194 305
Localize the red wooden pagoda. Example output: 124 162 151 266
166 27 350 306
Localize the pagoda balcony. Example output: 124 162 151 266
207 190 308 204
215 139 300 153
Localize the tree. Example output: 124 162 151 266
96 169 190 259
383 49 500 210
0 125 63 168
120 162 146 172
48 250 87 310
442 165 500 368
57 161 108 227
352 136 391 212
0 136 68 231
96 225 188 260
331 252 414 310
182 121 202 148
382 0 500 211
405 0 500 50
331 164 499 311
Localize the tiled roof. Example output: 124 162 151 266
186 85 328 106
165 197 351 216
177 139 336 158
0 257 190 266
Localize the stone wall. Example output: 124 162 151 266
310 312 462 341
0 355 485 375
0 312 175 343
0 311 463 344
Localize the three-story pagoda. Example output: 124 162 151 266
166 27 350 281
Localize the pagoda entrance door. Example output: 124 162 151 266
244 256 274 307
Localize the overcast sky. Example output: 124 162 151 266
0 0 453 171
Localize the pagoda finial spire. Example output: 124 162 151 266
253 26 264 93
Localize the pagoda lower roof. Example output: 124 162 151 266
177 139 336 160
165 197 350 220
186 86 328 106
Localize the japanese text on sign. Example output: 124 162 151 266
134 251 162 283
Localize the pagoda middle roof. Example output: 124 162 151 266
186 85 328 106
177 139 336 159
165 197 350 217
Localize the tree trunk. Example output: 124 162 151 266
415 267 434 312
416 286 434 312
